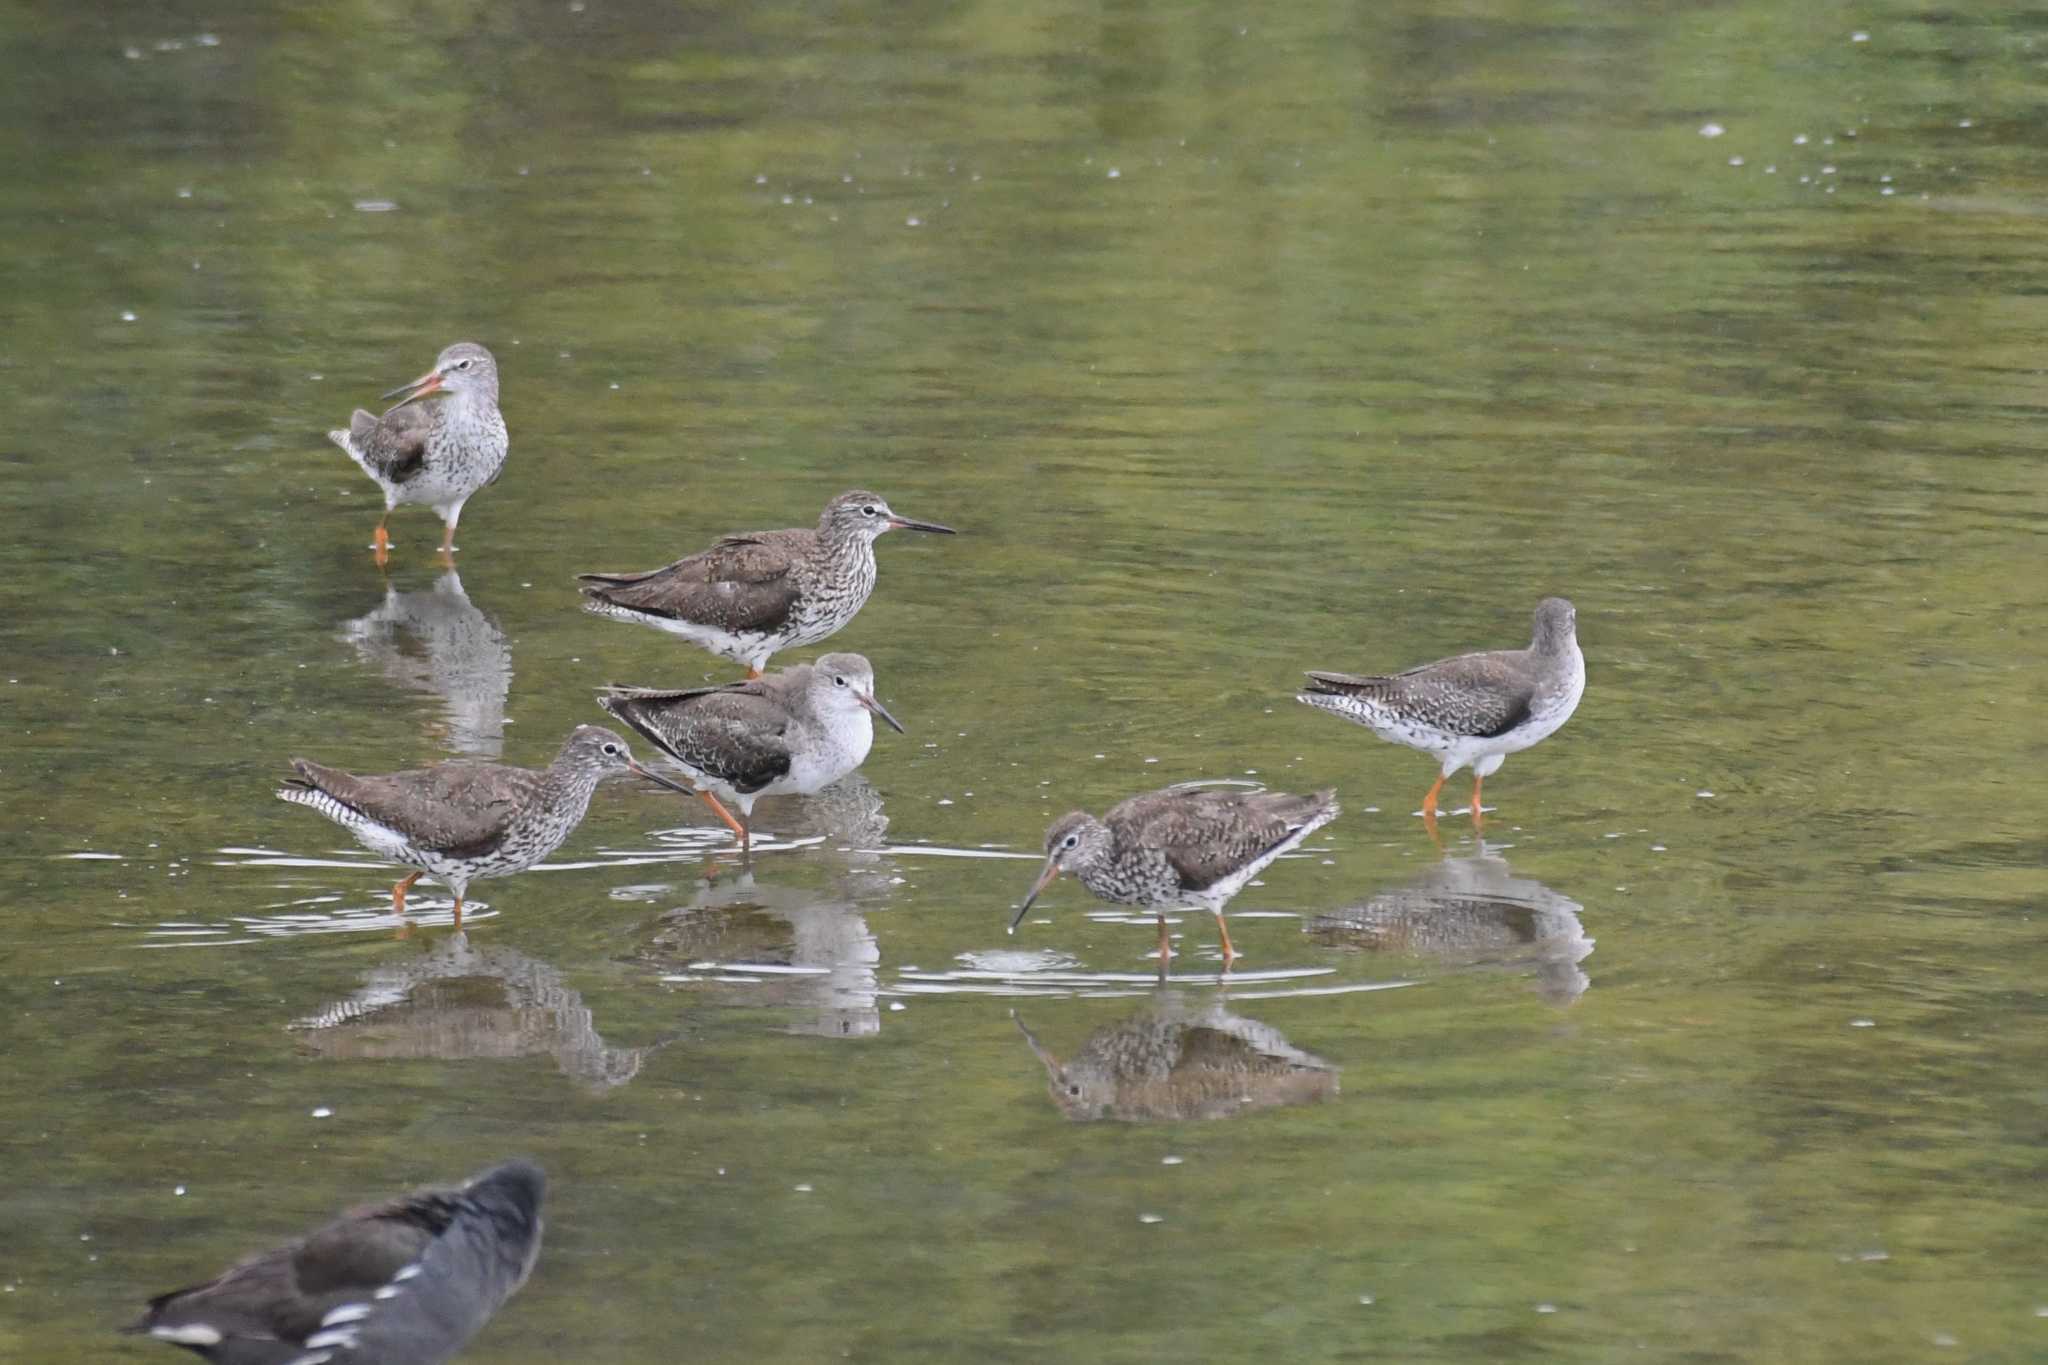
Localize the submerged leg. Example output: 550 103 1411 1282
696 789 748 842
372 512 393 567
1214 910 1239 966
391 870 422 915
745 666 764 681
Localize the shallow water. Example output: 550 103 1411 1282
4 2 2047 1361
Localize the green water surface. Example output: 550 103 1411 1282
3 1 2046 1361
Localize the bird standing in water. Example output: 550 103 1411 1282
1297 597 1584 833
1010 785 1340 966
577 490 954 678
326 341 508 567
277 725 689 928
598 652 904 858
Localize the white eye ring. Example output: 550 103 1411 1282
860 505 877 516
601 743 621 756
833 675 847 687
1062 835 1079 849
456 358 473 370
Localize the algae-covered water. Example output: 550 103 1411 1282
3 2 2046 1361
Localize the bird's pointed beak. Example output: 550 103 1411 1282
380 368 445 408
857 690 906 734
1013 1013 1061 1076
884 514 955 535
627 760 693 796
1010 855 1062 930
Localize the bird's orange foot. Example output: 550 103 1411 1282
745 666 764 681
371 523 392 568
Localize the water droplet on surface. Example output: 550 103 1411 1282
353 199 398 212
1850 1018 1876 1028
119 310 136 322
1536 1302 1558 1314
1794 134 1809 145
1138 1213 1164 1225
905 216 922 227
1698 122 1725 138
1106 167 1121 179
310 1106 333 1118
1728 156 1745 167
1851 30 1870 42
793 1184 813 1193
1357 1294 1375 1305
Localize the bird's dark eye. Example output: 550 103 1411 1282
456 358 473 370
602 743 621 757
1062 834 1079 849
860 505 877 516
833 675 847 687
1068 1085 1081 1096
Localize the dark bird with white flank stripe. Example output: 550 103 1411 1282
125 1160 545 1365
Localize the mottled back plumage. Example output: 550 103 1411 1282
599 676 798 795
126 1160 544 1365
1295 598 1584 817
1100 787 1341 897
576 491 954 672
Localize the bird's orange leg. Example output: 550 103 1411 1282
1214 911 1239 968
1470 774 1485 828
1421 772 1446 831
437 520 457 566
391 870 422 915
745 666 764 681
372 514 393 568
696 790 748 841
1156 914 1172 973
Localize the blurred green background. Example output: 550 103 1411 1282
2 1 2045 1360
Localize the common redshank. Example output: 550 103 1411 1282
127 1160 544 1365
1296 596 1583 831
577 490 954 678
1009 785 1340 965
1014 1002 1338 1122
596 652 904 857
276 724 689 928
325 341 507 566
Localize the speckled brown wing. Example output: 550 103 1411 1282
286 759 541 858
1107 788 1334 893
598 683 794 794
349 403 434 485
1303 650 1536 738
128 1190 451 1361
576 530 808 634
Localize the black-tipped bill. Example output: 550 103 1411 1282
381 369 445 406
1010 856 1062 930
859 691 906 734
628 760 693 796
885 514 956 535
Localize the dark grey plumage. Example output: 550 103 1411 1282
1012 785 1340 963
126 1160 544 1365
326 342 507 560
1015 1002 1338 1122
576 490 954 675
276 725 686 925
596 653 902 856
1297 597 1584 824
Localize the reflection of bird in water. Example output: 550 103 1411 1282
340 569 512 757
1306 848 1592 1005
291 932 657 1089
1014 997 1339 1122
637 875 880 1038
797 773 890 851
